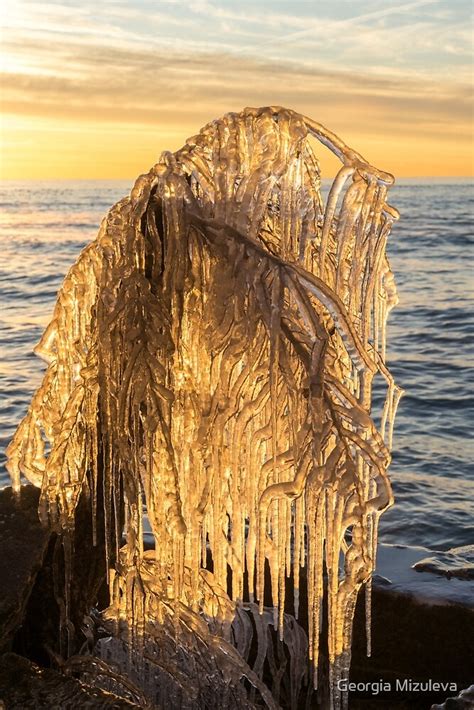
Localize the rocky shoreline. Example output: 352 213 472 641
0 484 472 709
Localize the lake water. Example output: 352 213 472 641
0 178 472 551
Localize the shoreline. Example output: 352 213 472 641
1 484 472 709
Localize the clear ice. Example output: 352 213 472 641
7 106 402 709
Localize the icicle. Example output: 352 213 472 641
365 576 372 657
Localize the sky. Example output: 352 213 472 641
0 0 473 179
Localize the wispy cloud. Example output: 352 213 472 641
238 0 441 50
1 0 472 177
2 40 470 138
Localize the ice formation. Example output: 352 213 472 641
7 106 402 709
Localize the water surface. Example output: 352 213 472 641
1 178 472 551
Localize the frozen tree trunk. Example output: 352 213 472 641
7 106 402 710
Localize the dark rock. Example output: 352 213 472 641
12 484 113 664
0 486 50 653
1 488 472 710
349 544 474 709
0 480 114 664
431 684 474 709
370 543 474 607
413 545 474 581
0 652 139 708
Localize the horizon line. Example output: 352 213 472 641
1 175 473 181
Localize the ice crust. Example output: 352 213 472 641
7 106 401 709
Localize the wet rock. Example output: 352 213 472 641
431 684 474 709
370 543 474 607
0 485 50 653
0 652 140 708
350 544 474 709
413 545 474 581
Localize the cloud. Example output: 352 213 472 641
1 0 472 177
1 39 471 142
239 0 441 49
3 0 472 75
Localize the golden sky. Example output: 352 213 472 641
1 0 473 179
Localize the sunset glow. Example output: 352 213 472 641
1 0 473 178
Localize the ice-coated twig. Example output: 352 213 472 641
7 106 401 710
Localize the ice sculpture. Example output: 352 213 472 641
7 106 402 709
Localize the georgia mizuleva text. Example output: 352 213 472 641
338 679 459 695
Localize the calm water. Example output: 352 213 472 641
0 179 472 551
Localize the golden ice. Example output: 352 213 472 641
7 106 402 710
